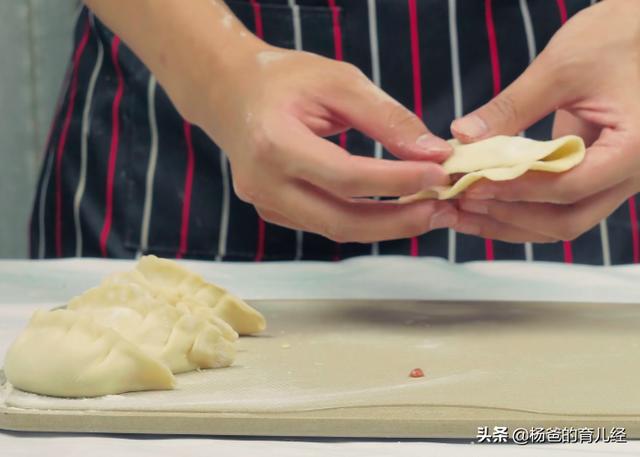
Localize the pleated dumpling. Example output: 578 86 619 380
174 298 239 342
68 282 237 373
67 281 161 337
4 256 263 398
3 309 175 398
104 255 266 335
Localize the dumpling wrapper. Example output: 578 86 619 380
4 309 175 397
399 135 585 202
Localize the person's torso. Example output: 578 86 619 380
32 0 638 265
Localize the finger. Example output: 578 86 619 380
273 181 458 243
330 76 452 162
255 207 306 231
450 55 570 143
459 177 640 241
282 125 450 198
552 109 600 146
454 212 557 244
463 131 636 204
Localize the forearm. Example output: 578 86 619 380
83 0 269 124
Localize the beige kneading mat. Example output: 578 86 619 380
400 135 585 202
4 299 640 418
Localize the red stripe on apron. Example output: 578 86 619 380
54 19 91 257
555 0 573 263
483 0 498 261
629 196 640 263
249 0 264 40
328 0 345 261
556 0 568 24
250 0 267 262
99 36 124 257
177 121 196 259
407 0 421 257
31 76 68 257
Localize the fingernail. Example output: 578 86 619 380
430 209 458 230
451 115 488 140
455 221 481 235
465 185 495 200
423 169 449 188
415 134 452 154
460 200 488 214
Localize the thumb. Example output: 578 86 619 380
333 82 453 162
450 58 567 143
552 109 600 146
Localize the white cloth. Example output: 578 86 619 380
1 257 639 455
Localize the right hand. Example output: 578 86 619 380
184 44 458 243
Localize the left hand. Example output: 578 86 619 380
449 0 640 244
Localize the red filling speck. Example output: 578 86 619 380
409 368 424 378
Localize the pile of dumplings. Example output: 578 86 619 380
3 256 266 398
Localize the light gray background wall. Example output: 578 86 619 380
0 0 78 258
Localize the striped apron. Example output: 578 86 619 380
30 0 639 265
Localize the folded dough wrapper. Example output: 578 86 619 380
400 134 585 202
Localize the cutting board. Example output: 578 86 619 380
1 299 639 438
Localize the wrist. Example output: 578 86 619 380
169 36 272 128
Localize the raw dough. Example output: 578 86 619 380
106 255 266 335
4 256 265 397
400 135 585 202
3 309 175 398
68 282 237 373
